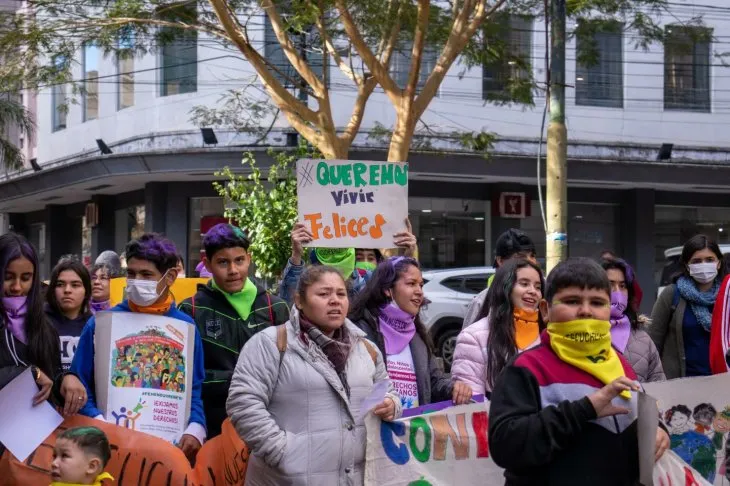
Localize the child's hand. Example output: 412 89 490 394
178 434 201 464
451 381 472 405
587 377 640 418
655 427 670 462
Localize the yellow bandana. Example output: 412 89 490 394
547 319 630 399
51 472 114 486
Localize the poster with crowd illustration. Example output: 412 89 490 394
94 312 194 444
645 374 730 485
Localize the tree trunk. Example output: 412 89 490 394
546 0 568 273
387 109 417 162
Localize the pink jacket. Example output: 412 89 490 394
451 316 541 395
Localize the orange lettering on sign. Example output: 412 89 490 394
302 213 387 243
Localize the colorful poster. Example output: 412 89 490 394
0 415 249 486
365 402 505 485
645 374 730 485
94 312 194 443
296 159 409 248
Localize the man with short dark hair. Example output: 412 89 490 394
179 223 289 438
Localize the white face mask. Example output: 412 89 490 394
126 271 169 306
688 262 718 285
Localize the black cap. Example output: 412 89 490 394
494 229 536 265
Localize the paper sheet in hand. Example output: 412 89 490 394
0 369 63 461
359 380 390 421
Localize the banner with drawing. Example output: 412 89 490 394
296 159 409 248
94 312 194 443
365 402 505 485
645 374 730 485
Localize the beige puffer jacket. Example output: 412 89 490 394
226 308 402 486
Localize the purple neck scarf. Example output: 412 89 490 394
378 302 416 355
610 291 631 353
2 296 28 344
90 299 111 314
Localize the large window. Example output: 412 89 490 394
83 43 100 121
52 57 67 132
664 26 711 112
482 15 533 101
576 28 623 108
160 20 198 96
118 31 135 110
391 42 438 95
263 17 327 90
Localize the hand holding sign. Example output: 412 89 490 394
290 222 314 265
297 159 408 249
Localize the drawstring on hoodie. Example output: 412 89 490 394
5 327 27 367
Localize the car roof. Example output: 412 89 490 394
664 244 730 259
422 267 495 278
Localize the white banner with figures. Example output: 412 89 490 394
365 402 505 486
645 374 730 486
296 159 409 248
94 312 194 444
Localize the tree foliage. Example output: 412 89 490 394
213 145 307 281
0 97 34 171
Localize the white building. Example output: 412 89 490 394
1 2 729 313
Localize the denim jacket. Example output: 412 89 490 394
278 258 371 305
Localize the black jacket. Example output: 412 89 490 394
351 309 452 405
179 281 289 437
45 306 91 372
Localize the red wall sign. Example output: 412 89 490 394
497 193 530 219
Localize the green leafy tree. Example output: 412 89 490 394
0 96 34 171
213 146 313 280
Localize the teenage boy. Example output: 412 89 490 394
462 228 538 328
71 233 206 463
179 224 289 438
488 258 669 485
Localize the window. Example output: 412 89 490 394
664 26 711 112
463 275 489 294
118 30 135 109
160 16 198 96
391 42 438 94
440 277 464 292
263 16 327 89
51 57 67 132
19 137 24 149
576 29 623 108
83 43 100 121
483 15 533 101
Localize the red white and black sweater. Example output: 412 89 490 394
488 331 642 486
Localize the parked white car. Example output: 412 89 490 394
420 266 495 370
657 244 730 298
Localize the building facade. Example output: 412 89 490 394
1 3 730 312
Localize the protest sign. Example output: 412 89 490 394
645 374 730 485
365 401 505 486
94 312 194 443
296 159 408 248
654 451 713 486
0 415 249 486
110 277 208 307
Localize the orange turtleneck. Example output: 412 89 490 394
514 307 540 350
128 293 173 315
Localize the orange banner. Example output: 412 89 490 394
110 278 208 308
0 415 248 486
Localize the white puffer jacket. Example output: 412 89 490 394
226 308 402 486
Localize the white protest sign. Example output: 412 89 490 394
365 402 504 486
645 374 730 486
296 159 408 248
94 312 194 444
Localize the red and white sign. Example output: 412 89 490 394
498 193 528 219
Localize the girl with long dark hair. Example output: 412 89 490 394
601 258 664 382
46 259 92 371
452 259 544 395
650 234 726 378
0 233 87 414
349 256 472 408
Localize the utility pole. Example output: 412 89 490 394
546 0 568 273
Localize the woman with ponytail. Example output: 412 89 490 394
349 257 472 408
452 259 545 396
0 233 87 414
